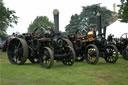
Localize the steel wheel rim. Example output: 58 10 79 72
8 38 28 65
105 45 118 63
39 47 54 68
87 48 97 64
85 44 99 64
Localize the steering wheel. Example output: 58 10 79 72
33 27 46 37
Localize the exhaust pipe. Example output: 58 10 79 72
96 12 102 38
53 9 59 34
103 26 106 38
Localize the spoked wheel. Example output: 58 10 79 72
120 33 128 40
39 47 54 68
122 47 128 60
62 46 75 65
7 38 28 65
104 44 118 63
85 44 99 64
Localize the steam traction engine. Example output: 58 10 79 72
39 9 75 68
119 33 128 60
107 33 128 60
7 9 75 68
69 12 118 64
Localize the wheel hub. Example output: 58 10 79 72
107 50 113 56
14 49 19 55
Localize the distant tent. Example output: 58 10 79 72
106 20 128 38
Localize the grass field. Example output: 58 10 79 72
0 50 128 85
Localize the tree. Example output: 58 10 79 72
28 16 54 33
65 4 115 34
65 14 80 34
0 30 7 40
118 0 128 23
0 0 18 40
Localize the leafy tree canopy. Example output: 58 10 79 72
65 14 80 34
28 16 54 33
0 0 18 40
118 0 128 23
65 4 115 35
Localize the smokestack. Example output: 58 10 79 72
53 9 59 34
113 3 116 12
96 12 102 38
103 26 106 38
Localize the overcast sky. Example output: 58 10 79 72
4 0 128 37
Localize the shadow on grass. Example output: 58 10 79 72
22 62 72 69
24 63 39 65
18 62 41 69
8 57 123 69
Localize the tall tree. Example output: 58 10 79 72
65 14 80 34
118 0 128 23
0 0 18 40
28 16 54 33
65 4 115 34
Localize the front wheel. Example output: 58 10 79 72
85 44 99 64
39 47 54 68
104 44 118 63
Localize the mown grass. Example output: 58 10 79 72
0 50 128 85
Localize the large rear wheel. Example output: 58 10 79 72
7 38 28 65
